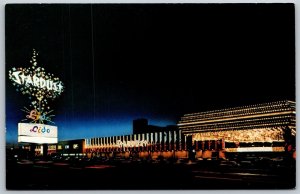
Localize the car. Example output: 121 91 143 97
219 160 240 167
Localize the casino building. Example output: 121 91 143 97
31 100 296 160
178 100 296 159
83 120 184 159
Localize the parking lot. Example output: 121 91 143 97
6 156 296 190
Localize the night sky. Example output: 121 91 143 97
5 4 295 143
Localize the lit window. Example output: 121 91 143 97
73 144 79 149
65 145 69 149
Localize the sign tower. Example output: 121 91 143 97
8 49 64 158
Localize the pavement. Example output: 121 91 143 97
6 158 296 190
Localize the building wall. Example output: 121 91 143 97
85 130 182 153
177 100 296 159
60 100 296 160
56 139 85 156
178 100 295 133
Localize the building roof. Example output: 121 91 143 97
178 100 295 134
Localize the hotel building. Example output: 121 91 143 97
178 100 296 159
31 100 296 160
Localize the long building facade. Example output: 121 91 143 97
84 126 185 159
29 100 296 160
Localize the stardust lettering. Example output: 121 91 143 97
11 71 63 93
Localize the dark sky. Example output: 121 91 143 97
5 4 295 143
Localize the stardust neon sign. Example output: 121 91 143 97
10 70 63 93
8 49 64 124
8 49 64 101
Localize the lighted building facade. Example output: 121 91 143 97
21 100 295 160
84 124 184 159
56 139 85 157
178 100 296 157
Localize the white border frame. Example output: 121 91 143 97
0 1 298 194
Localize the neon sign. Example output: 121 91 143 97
10 71 63 93
8 49 64 124
18 123 57 139
8 49 64 100
30 125 51 133
116 140 148 147
26 110 40 121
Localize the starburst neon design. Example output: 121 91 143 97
9 49 63 124
8 49 64 101
21 107 55 124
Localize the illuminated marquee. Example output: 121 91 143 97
18 123 57 138
18 123 58 144
116 140 148 147
225 147 285 152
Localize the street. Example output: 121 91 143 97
6 158 296 190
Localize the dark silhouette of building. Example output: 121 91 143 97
133 118 148 134
133 118 178 134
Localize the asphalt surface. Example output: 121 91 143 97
6 158 296 190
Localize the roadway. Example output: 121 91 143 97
6 158 296 190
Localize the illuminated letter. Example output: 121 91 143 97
25 75 33 85
11 71 21 84
41 127 46 133
32 75 40 87
46 80 53 90
30 126 38 132
39 77 46 89
57 82 63 92
53 82 58 91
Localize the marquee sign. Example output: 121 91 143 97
18 123 57 138
18 123 58 144
18 136 58 144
